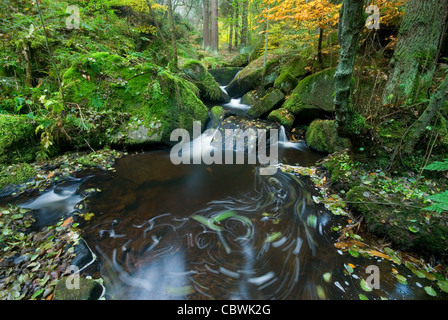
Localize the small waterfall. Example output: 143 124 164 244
279 126 288 143
220 86 250 116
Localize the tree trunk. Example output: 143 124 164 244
382 0 448 106
403 74 448 155
317 27 324 66
167 0 178 71
145 0 168 48
334 0 366 139
240 0 248 47
22 41 33 87
234 1 239 49
203 0 210 50
211 0 219 53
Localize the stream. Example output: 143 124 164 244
4 86 448 300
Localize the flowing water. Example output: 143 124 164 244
5 84 448 300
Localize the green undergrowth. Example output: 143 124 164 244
320 150 448 255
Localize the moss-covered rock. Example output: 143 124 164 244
274 71 298 94
0 114 38 165
62 52 208 147
274 56 311 94
282 68 336 123
0 163 36 190
229 53 249 67
346 186 448 254
53 276 103 300
208 67 243 86
225 54 282 98
241 90 257 106
209 106 225 129
180 60 230 103
305 119 351 153
267 108 295 130
247 89 285 119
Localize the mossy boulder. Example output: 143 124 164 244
0 163 36 191
346 186 448 254
225 54 282 98
229 53 249 67
53 277 103 300
282 68 336 123
268 108 295 130
208 67 243 86
305 119 350 153
180 60 230 103
209 106 226 129
0 114 38 165
274 56 311 94
247 89 285 119
62 52 208 147
241 90 257 106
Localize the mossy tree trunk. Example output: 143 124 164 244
334 0 366 139
167 0 178 71
382 0 448 106
403 73 448 155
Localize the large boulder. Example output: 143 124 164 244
180 60 230 103
62 52 208 147
305 119 350 153
247 89 285 118
208 67 243 86
225 54 282 98
282 68 336 124
274 56 311 94
267 108 295 130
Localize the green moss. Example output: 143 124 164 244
305 119 351 153
274 71 298 94
180 60 226 102
62 53 208 147
247 89 285 118
346 186 448 253
267 108 295 130
0 114 38 165
0 163 35 190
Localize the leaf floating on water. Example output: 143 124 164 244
323 272 332 283
265 232 282 243
316 285 326 299
344 263 354 275
307 215 317 228
359 293 369 300
212 210 237 223
437 280 448 293
424 286 437 297
360 279 372 292
395 274 407 285
192 215 223 232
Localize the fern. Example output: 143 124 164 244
424 159 448 172
424 159 448 214
424 191 448 214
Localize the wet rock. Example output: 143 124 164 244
208 67 243 86
180 60 231 103
282 68 336 124
305 119 351 154
53 276 103 300
268 108 295 130
247 89 285 119
225 54 282 98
